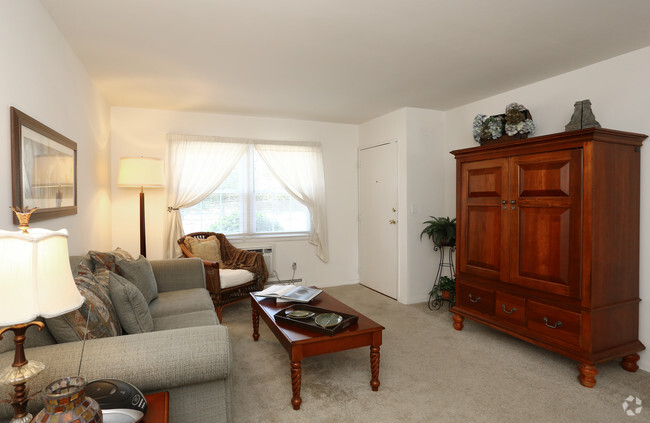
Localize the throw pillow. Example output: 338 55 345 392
116 256 158 304
185 235 222 263
108 272 154 334
89 247 135 272
46 262 122 343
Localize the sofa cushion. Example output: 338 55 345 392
152 310 218 331
108 272 154 334
219 268 255 289
116 256 158 303
46 262 122 342
185 235 223 263
149 289 215 319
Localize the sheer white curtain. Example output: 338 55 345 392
255 142 329 262
164 134 247 258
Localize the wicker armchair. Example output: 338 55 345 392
178 232 268 321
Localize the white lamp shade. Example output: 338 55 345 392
0 228 84 326
117 156 164 188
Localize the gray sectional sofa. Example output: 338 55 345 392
0 256 232 422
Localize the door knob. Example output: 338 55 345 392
389 219 397 224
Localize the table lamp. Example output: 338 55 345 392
117 156 164 257
0 207 84 423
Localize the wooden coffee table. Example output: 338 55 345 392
250 290 384 410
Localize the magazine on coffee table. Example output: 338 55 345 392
254 284 322 303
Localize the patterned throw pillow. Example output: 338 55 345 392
184 235 222 263
46 262 122 343
89 247 135 272
89 247 135 287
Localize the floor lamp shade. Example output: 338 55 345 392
0 228 84 326
117 157 164 257
117 157 165 188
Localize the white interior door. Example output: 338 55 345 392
359 142 398 298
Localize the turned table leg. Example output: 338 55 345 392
291 360 302 410
452 313 464 331
622 353 640 372
370 346 381 391
252 307 260 342
578 362 598 388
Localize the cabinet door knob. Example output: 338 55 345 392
468 294 481 303
543 317 562 329
501 304 517 314
389 219 397 224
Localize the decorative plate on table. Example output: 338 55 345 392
286 310 315 319
315 313 343 328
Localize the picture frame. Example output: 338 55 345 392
11 107 77 223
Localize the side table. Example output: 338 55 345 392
143 391 169 423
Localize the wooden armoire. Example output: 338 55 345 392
450 128 646 387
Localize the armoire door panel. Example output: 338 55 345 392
459 159 508 280
511 206 573 295
466 166 505 199
516 158 571 198
509 150 582 298
464 205 503 276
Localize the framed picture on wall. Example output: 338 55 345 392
10 107 78 223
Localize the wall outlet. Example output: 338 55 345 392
291 261 297 271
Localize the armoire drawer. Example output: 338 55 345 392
457 283 494 315
527 301 581 346
495 292 525 326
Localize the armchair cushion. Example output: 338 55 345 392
108 272 154 334
184 235 223 263
117 256 159 303
219 269 255 289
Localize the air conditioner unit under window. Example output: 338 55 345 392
240 245 274 275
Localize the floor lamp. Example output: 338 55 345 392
117 157 164 257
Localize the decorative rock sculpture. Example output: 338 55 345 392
565 99 601 131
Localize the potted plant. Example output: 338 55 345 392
420 216 456 247
429 276 456 306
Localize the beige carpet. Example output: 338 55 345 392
224 284 650 423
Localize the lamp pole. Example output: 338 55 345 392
139 187 146 257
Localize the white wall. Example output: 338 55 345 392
0 1 111 255
110 107 359 287
443 46 650 370
405 108 447 303
359 107 446 304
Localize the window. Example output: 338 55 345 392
181 145 310 237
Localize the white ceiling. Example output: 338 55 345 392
39 0 650 124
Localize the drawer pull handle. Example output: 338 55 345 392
501 304 517 314
543 317 562 329
468 294 481 303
